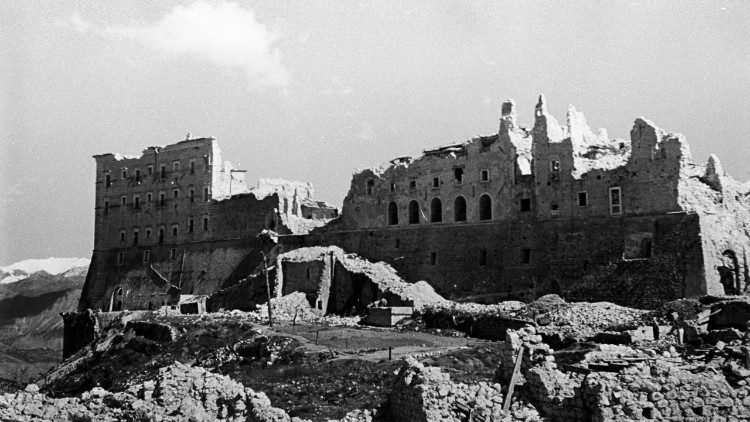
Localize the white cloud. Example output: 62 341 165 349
72 1 289 88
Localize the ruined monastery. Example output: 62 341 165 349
79 96 750 313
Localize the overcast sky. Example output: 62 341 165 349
1 1 749 264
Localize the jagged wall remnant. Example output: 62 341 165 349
304 96 750 307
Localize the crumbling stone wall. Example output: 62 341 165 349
82 137 336 312
307 96 749 305
389 357 538 422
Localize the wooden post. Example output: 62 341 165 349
260 251 274 327
502 348 524 412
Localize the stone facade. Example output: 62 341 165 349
79 136 336 312
304 96 750 306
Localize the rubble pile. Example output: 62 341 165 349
390 357 541 422
246 292 361 326
419 295 646 342
0 362 378 422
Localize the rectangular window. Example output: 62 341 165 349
145 228 151 239
429 252 437 265
159 192 166 206
173 189 179 199
480 169 489 182
409 180 417 190
578 192 588 207
550 160 561 173
522 248 531 264
173 161 180 172
454 167 464 184
160 165 166 179
158 228 164 244
390 183 396 192
551 203 559 214
189 159 196 175
143 250 150 264
189 188 195 203
202 216 209 231
609 187 622 214
120 229 126 242
122 169 127 179
147 192 152 203
134 169 141 182
366 179 375 195
203 187 209 202
432 177 440 188
147 165 153 176
169 248 176 260
133 229 139 245
103 200 109 216
121 196 126 206
134 195 140 210
117 252 124 265
172 225 178 236
520 198 531 212
105 174 111 188
187 218 194 233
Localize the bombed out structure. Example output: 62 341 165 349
79 136 337 312
78 96 750 314
304 96 750 307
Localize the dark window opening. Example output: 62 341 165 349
395 238 400 248
520 198 531 212
409 180 417 190
117 252 124 266
105 174 111 188
454 168 464 183
203 217 209 231
479 194 492 220
147 166 153 175
188 219 194 233
306 268 311 279
173 189 179 199
408 200 420 224
480 169 489 182
143 250 150 264
610 187 622 214
619 142 625 150
135 169 140 182
122 170 127 179
454 196 467 222
160 165 166 179
159 193 166 206
103 200 109 216
479 249 487 266
189 189 195 203
551 203 559 212
172 225 178 236
120 231 125 242
366 179 375 195
189 160 195 174
134 196 140 210
390 183 396 192
522 248 531 264
133 230 138 245
145 229 151 239
203 187 209 202
578 192 588 207
388 201 399 225
429 252 437 265
430 198 442 223
121 196 126 206
158 229 164 244
433 177 440 188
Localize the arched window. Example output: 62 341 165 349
454 196 467 222
408 200 420 224
388 201 399 225
479 194 492 220
430 198 442 223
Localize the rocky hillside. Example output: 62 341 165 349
0 258 88 383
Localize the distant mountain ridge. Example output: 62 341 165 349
0 257 89 383
0 257 90 285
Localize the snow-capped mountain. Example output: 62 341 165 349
0 258 90 284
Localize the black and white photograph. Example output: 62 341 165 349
1 1 750 420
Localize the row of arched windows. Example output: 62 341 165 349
388 194 493 225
